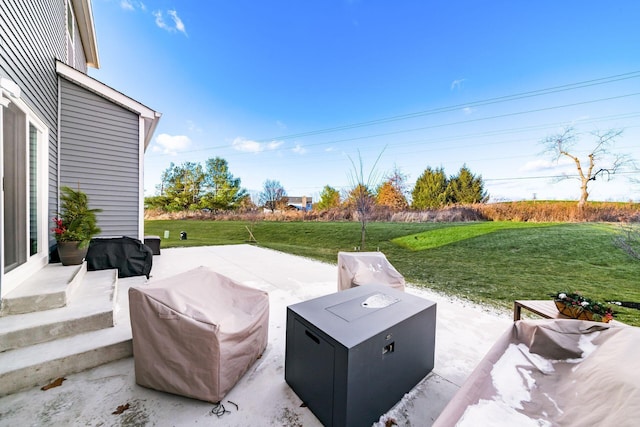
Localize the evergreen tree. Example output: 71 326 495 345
200 157 247 211
447 165 488 204
411 167 448 209
161 162 205 211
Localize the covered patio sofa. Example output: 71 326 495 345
434 319 640 426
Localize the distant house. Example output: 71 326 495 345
287 196 313 211
1 0 161 298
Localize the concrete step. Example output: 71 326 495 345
0 270 136 397
0 319 133 397
0 263 87 316
0 269 118 352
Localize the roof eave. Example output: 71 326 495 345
72 0 100 69
56 60 161 151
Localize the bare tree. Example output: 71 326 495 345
347 149 384 250
542 127 630 208
259 179 287 213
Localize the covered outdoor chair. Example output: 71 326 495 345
337 251 405 292
128 266 269 403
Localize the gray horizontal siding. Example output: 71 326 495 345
72 18 87 73
59 77 141 238
0 0 66 225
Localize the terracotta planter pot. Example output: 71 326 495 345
57 241 88 266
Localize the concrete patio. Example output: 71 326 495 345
0 244 512 426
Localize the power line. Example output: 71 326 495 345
285 102 640 160
145 69 640 200
145 70 640 159
146 101 640 159
484 170 640 182
252 70 640 142
288 92 640 147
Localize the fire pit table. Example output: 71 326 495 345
285 284 436 427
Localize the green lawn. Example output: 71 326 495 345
145 220 640 326
391 221 557 251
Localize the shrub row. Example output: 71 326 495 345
475 201 640 223
145 201 640 223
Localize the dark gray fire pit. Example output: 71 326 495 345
285 284 436 427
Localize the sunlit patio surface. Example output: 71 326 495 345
0 244 511 426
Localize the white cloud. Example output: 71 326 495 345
153 10 187 36
276 120 287 129
152 10 168 30
325 147 335 152
450 78 466 91
519 157 573 173
120 0 134 11
120 1 146 12
168 10 188 36
267 140 284 150
153 133 191 155
292 144 307 155
463 107 475 115
233 138 284 153
233 138 263 153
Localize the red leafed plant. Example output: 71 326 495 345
51 186 101 248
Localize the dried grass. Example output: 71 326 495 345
145 201 640 223
475 201 640 223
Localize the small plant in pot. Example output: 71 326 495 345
52 186 102 265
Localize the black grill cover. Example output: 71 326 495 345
86 237 153 278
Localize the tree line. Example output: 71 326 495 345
145 127 631 213
146 157 251 212
316 164 488 212
146 157 488 213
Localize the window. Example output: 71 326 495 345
29 124 39 256
66 1 75 66
3 102 27 272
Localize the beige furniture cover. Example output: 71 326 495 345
434 319 640 427
337 251 405 292
128 266 269 403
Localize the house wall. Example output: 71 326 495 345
1 0 89 243
59 77 141 238
0 0 66 226
72 16 88 73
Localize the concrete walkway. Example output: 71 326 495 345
0 245 511 426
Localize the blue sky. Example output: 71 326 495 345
89 0 640 203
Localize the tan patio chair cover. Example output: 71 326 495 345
337 251 405 292
434 319 640 427
129 266 269 403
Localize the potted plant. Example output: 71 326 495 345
52 186 102 265
551 291 615 323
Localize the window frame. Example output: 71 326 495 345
66 0 75 67
1 86 49 297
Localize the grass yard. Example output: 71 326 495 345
145 220 640 326
391 221 558 250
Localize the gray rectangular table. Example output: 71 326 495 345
285 284 437 427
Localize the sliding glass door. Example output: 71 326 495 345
2 101 43 276
3 102 27 273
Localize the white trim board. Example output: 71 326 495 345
55 61 161 149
